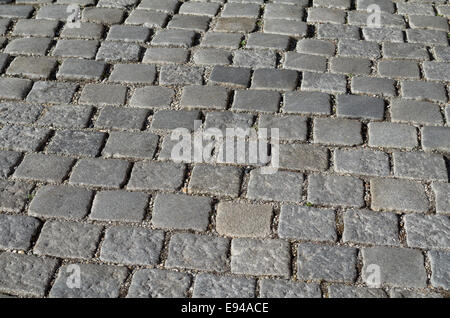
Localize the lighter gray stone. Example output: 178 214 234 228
259 279 321 298
297 243 358 282
166 233 229 272
231 238 291 277
100 226 164 266
279 206 336 242
404 214 450 249
429 250 450 290
0 253 58 297
343 209 400 246
0 214 40 250
193 274 255 298
216 202 273 238
127 269 191 298
308 175 365 208
34 221 102 260
50 264 128 298
362 247 427 288
371 178 429 213
29 185 93 220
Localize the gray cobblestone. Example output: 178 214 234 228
35 220 102 259
389 289 443 299
308 174 364 208
69 158 129 189
152 193 211 231
0 150 21 178
29 185 93 220
100 226 164 265
102 131 159 159
216 201 273 238
27 81 78 104
279 205 336 242
0 214 40 250
301 72 347 94
247 169 303 202
328 285 387 298
193 274 255 298
404 214 450 249
401 80 447 103
0 125 50 152
128 161 186 191
421 126 450 153
343 209 399 246
432 183 450 215
0 77 32 100
0 253 58 297
393 152 447 182
47 130 106 157
108 64 155 84
429 250 450 290
336 95 385 120
231 238 290 277
49 264 128 298
13 153 73 183
334 149 390 177
362 247 427 288
368 122 418 149
166 233 229 272
371 178 429 213
259 279 321 298
390 100 443 126
279 144 329 172
284 91 331 115
297 243 357 282
314 118 362 146
90 190 149 222
127 269 191 298
181 85 229 110
232 90 280 112
0 102 43 125
189 164 242 198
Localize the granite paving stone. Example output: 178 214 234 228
429 250 450 290
0 253 58 297
34 220 102 260
100 226 164 265
69 158 129 189
216 201 273 238
166 233 229 272
152 193 211 231
259 279 321 298
13 153 74 183
371 178 429 213
49 264 128 298
231 238 290 278
404 214 450 249
29 185 93 220
0 214 40 250
193 274 255 298
127 269 191 298
432 183 450 215
90 190 149 223
343 209 400 246
361 247 427 288
297 243 358 283
278 205 336 242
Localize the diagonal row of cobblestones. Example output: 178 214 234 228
0 0 448 298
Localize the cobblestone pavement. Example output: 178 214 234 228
0 0 449 299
